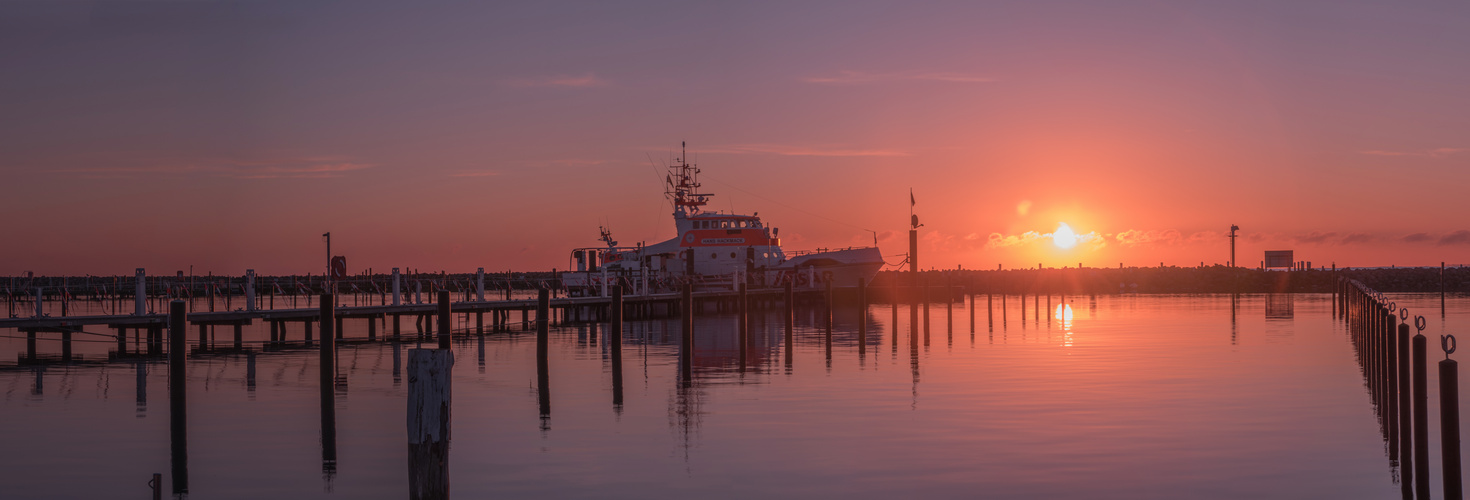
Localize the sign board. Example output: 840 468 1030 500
330 256 347 279
1264 250 1294 269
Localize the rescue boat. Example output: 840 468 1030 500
561 144 884 296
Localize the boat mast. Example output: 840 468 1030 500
665 141 711 219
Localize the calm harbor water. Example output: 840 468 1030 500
3 293 1466 499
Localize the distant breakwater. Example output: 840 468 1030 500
871 266 1468 295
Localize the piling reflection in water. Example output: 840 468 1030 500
1266 294 1294 320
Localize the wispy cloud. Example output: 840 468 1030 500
1293 231 1340 244
1440 230 1470 245
1403 232 1433 243
1339 233 1376 245
58 157 373 179
1359 147 1466 158
986 229 1104 249
450 170 500 178
1115 229 1183 247
700 143 910 157
505 73 608 88
801 70 996 85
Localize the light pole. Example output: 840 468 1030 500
1228 225 1239 268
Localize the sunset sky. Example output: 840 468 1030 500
3 1 1467 276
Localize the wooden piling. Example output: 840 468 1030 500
61 330 72 362
437 291 451 349
612 287 624 408
857 278 867 354
738 282 748 372
1444 355 1464 500
407 348 452 500
1415 331 1430 500
168 300 188 495
785 281 794 367
319 294 337 474
537 288 551 423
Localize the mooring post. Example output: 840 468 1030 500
921 274 930 340
784 280 794 366
1415 330 1430 499
1386 311 1399 462
319 294 337 476
825 278 834 336
391 268 402 306
438 291 451 349
34 287 43 318
612 286 624 408
150 472 162 500
1400 322 1414 481
945 273 953 335
476 267 485 302
738 282 748 372
168 300 188 496
60 330 72 362
1443 349 1464 500
135 268 147 316
245 269 256 312
857 277 867 353
968 282 975 333
233 323 243 350
407 346 452 500
537 288 550 425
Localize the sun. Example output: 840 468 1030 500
1053 222 1078 249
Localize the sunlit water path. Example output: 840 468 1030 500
3 293 1467 499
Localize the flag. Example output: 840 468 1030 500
910 189 915 207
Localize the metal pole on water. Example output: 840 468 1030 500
34 287 42 318
168 300 188 496
1441 329 1463 500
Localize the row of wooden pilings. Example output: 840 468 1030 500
1339 277 1461 499
153 280 834 499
